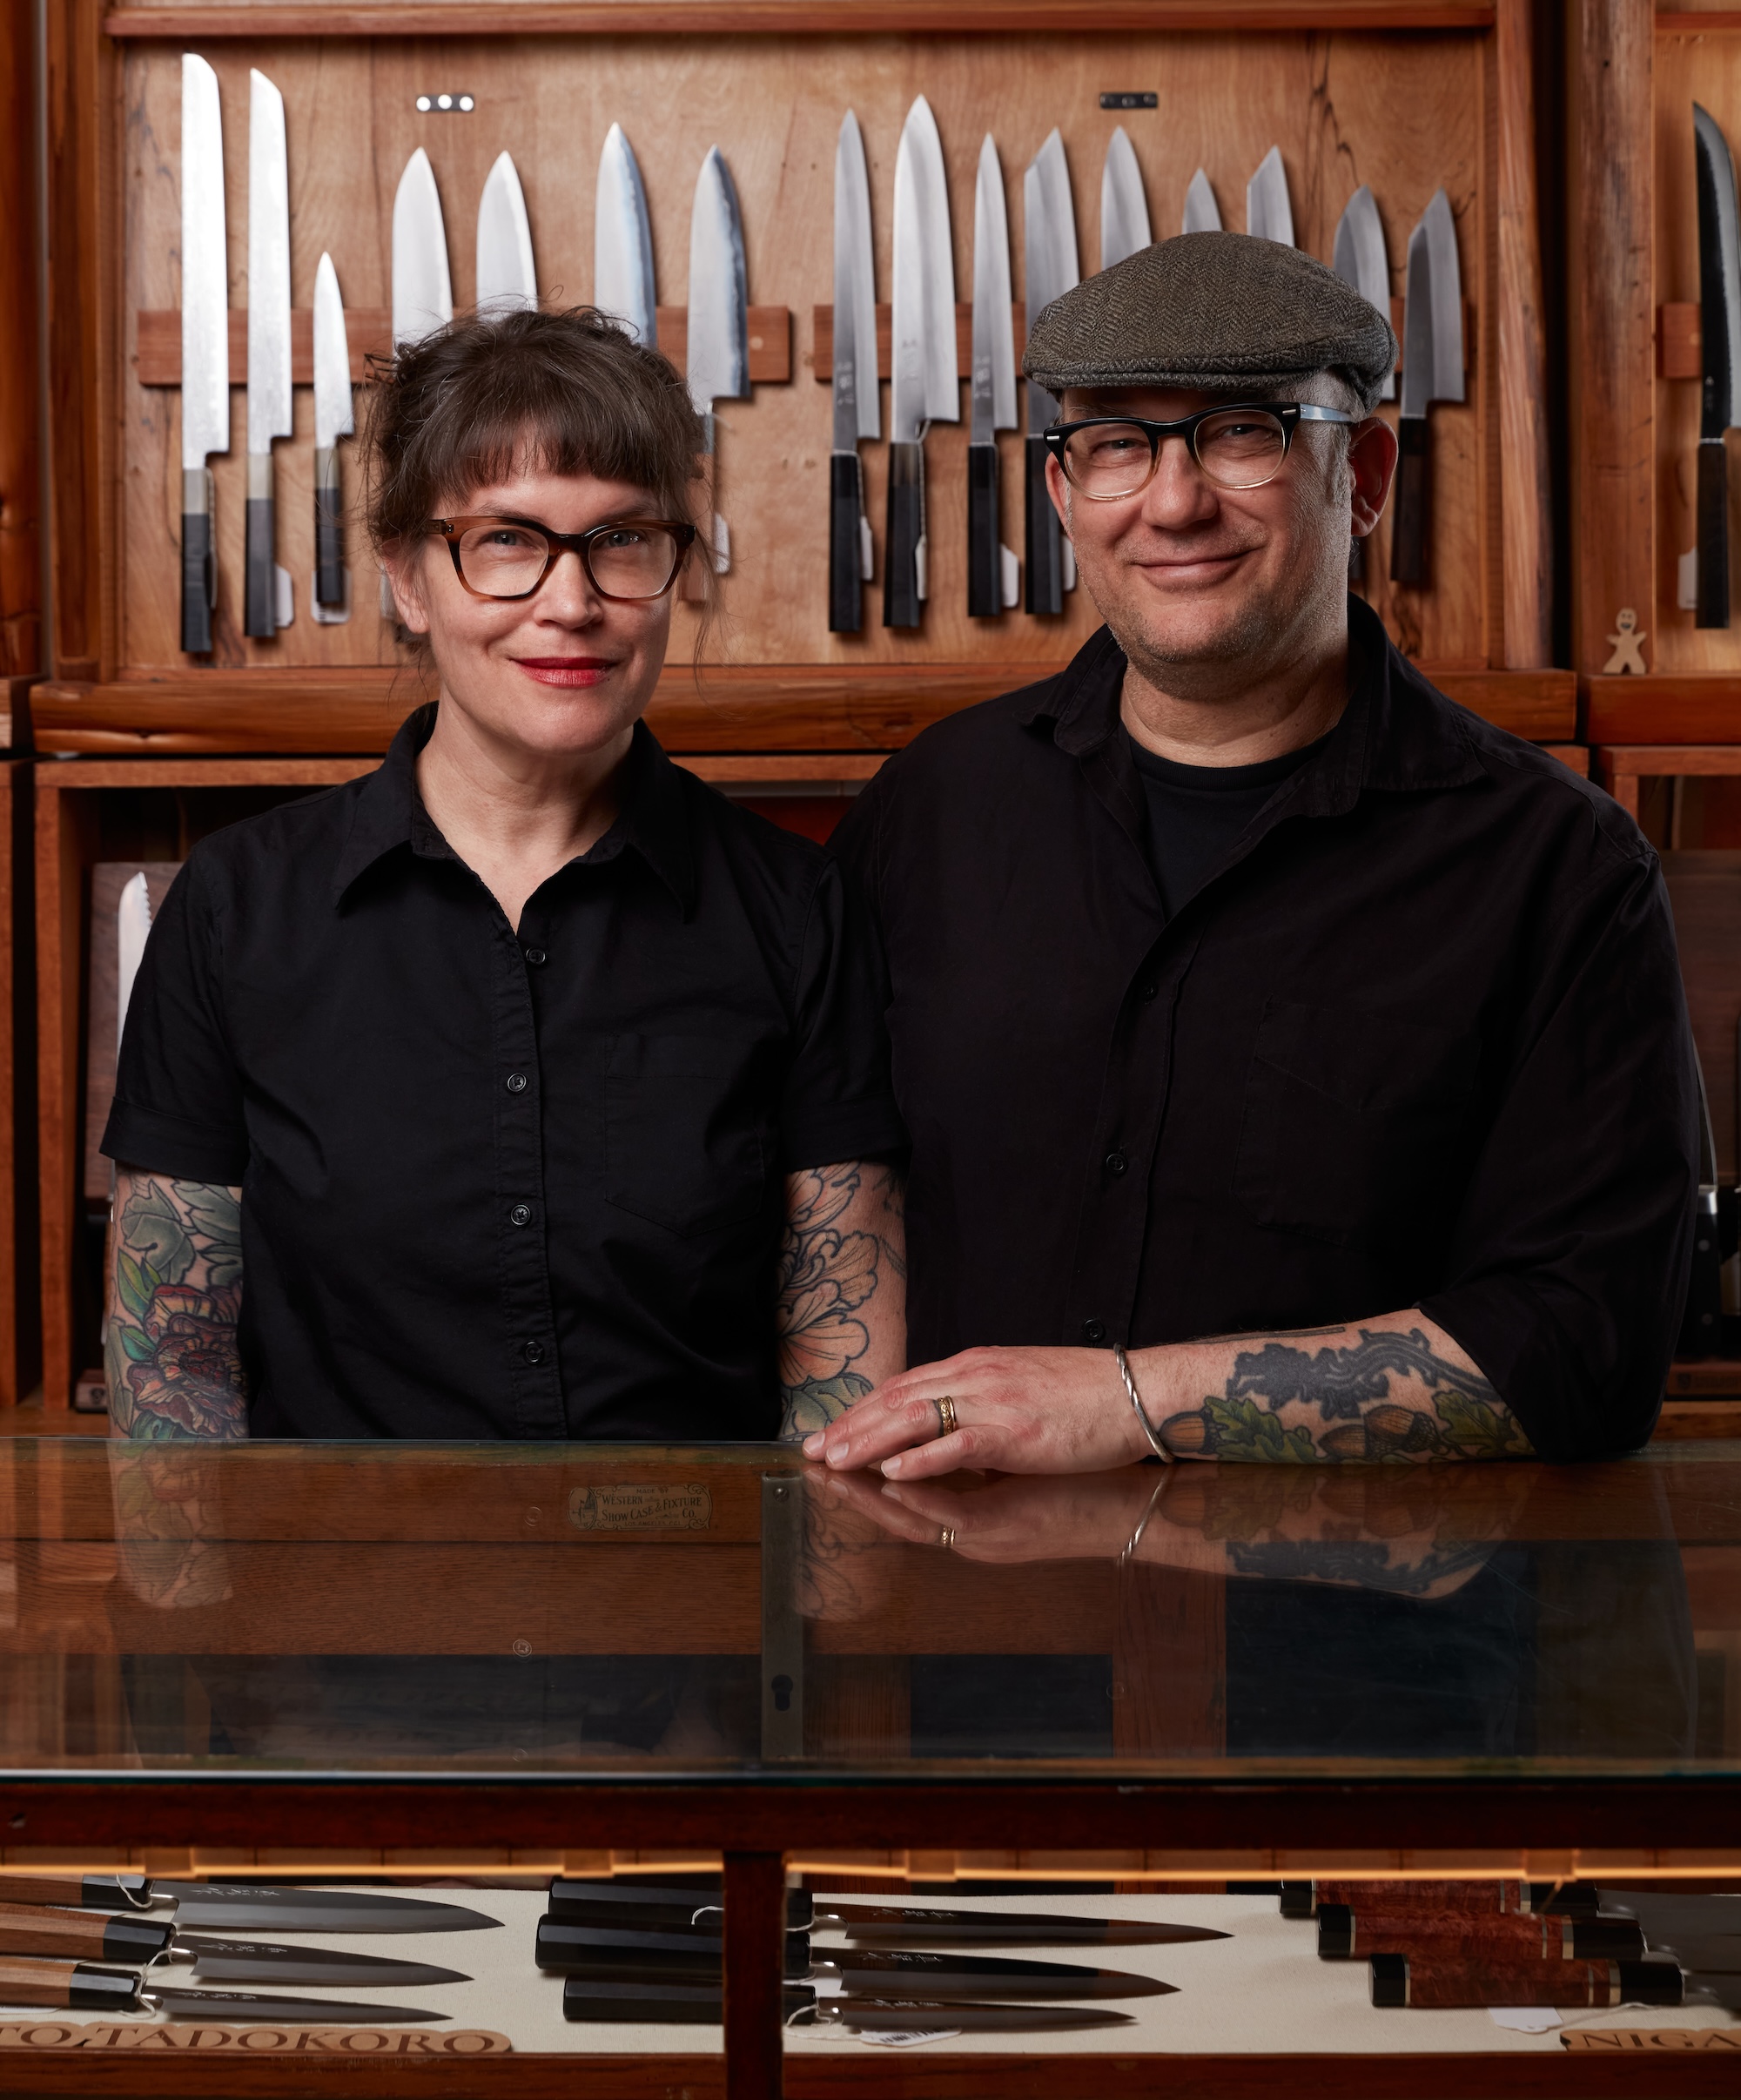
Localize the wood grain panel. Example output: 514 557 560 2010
1660 301 1700 378
0 2 42 680
1494 0 1549 668
1583 675 1741 741
0 767 15 1408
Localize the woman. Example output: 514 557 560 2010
104 306 906 1441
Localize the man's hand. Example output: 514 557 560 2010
800 1345 1150 1479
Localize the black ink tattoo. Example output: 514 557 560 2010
776 1161 904 1442
105 1173 248 1440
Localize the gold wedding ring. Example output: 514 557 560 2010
934 1394 958 1440
938 1528 957 1550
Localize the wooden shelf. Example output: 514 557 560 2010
28 664 1576 757
1582 675 1741 743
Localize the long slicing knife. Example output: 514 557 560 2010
245 68 292 641
476 150 537 313
1695 103 1741 627
1024 127 1079 616
1182 169 1221 235
0 1902 469 1988
179 52 228 656
1245 145 1294 246
682 145 750 602
0 1875 500 1934
595 123 656 348
393 146 454 350
0 1959 445 2023
1100 125 1151 271
886 95 958 629
830 109 878 634
313 252 353 616
563 1978 1139 2031
968 133 1018 619
1390 186 1463 588
1332 185 1394 401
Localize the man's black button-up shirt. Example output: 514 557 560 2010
831 599 1700 1460
104 707 905 1440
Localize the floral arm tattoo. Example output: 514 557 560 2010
776 1161 907 1442
104 1169 248 1440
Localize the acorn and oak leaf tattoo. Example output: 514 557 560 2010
776 1161 904 1441
106 1175 248 1440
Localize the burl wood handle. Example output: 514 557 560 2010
1329 1910 1643 1962
1315 1880 1525 1915
1373 1955 1624 2009
0 1957 80 2009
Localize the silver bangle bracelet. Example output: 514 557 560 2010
1114 1343 1174 1464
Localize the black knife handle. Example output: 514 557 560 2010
245 448 277 639
315 445 346 610
1025 434 1063 616
1389 415 1429 588
884 441 924 630
968 441 1002 618
830 451 864 634
181 469 215 656
1697 437 1731 629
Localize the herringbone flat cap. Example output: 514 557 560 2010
1023 231 1397 400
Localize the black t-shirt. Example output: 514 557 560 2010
1130 731 1330 917
104 707 906 1442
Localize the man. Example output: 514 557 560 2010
813 232 1697 1476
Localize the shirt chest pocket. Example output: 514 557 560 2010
1233 997 1478 1249
604 1033 773 1238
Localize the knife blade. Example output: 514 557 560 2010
393 146 454 349
179 51 228 656
885 94 957 630
1695 103 1741 627
1182 168 1221 235
1332 185 1394 401
313 252 353 616
595 123 656 348
1600 1889 1741 1940
476 149 537 314
1390 186 1462 589
3 1876 503 1934
1100 125 1151 271
1245 145 1294 246
682 145 750 603
0 1957 446 2024
244 67 292 641
562 1977 1139 2031
1024 126 1079 616
170 1936 470 1989
830 109 878 634
116 872 153 1049
968 133 1018 619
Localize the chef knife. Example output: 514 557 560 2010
1332 185 1394 400
595 123 655 347
886 95 958 629
1100 125 1151 271
0 1957 446 2023
968 133 1018 619
393 146 454 349
563 1977 1139 2031
0 1907 469 1989
1245 145 1294 246
1600 1889 1741 1940
1182 169 1221 235
830 108 878 633
1024 126 1079 616
683 145 750 602
0 1875 500 1934
1390 186 1463 588
245 68 292 641
476 149 537 313
535 1919 1173 1998
548 1878 1227 1947
313 252 353 616
1695 103 1741 627
179 52 228 656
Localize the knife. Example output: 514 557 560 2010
1024 127 1079 616
476 149 537 314
0 1958 445 2023
0 1907 469 1988
1390 186 1463 588
0 1875 500 1934
313 252 353 618
1100 125 1151 271
1695 103 1741 627
393 146 454 350
595 123 655 348
179 52 228 656
682 145 750 603
535 1920 1172 1998
548 1879 1226 1947
563 1978 1139 2031
1332 185 1394 401
886 95 958 629
1245 145 1294 246
830 109 878 633
244 68 292 642
1182 168 1221 235
1601 1889 1741 1940
968 133 1018 619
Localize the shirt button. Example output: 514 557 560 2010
509 1203 533 1227
1139 982 1159 1002
505 1073 529 1094
1082 1318 1106 1344
521 1340 547 1366
524 947 548 966
1105 1151 1127 1176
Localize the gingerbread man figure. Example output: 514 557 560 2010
1603 608 1648 676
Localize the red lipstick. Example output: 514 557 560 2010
512 656 617 688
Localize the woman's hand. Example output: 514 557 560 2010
817 1464 1158 1563
800 1345 1152 1479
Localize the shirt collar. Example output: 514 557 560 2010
332 704 697 914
